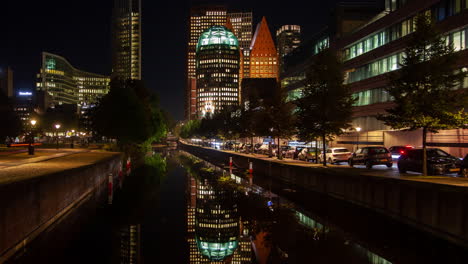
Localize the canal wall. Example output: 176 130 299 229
0 152 122 262
180 143 468 248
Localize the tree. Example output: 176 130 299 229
377 14 468 176
257 83 296 159
92 79 166 148
296 49 355 166
0 91 22 142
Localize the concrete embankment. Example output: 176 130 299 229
180 143 468 248
0 151 123 262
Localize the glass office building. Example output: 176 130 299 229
36 52 110 107
196 26 240 118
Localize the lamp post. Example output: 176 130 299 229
356 127 362 151
55 124 61 150
28 119 37 155
71 129 75 148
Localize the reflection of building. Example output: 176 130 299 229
186 169 253 263
276 25 301 73
36 52 110 107
187 5 228 120
195 26 240 118
0 66 13 98
250 17 279 80
112 0 142 81
119 224 141 264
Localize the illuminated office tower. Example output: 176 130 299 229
250 17 279 80
276 25 301 73
195 25 240 119
36 52 110 107
112 0 142 81
186 5 227 120
228 12 253 81
0 66 13 98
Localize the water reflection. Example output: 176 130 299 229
180 152 394 264
118 225 141 264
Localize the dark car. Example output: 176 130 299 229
460 154 468 177
349 146 392 169
397 148 461 175
388 145 414 160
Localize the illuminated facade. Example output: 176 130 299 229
36 52 110 107
195 26 240 118
227 12 253 51
0 66 13 98
250 17 279 80
187 5 227 120
112 0 142 81
276 25 301 73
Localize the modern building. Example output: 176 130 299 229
250 17 279 80
0 66 13 98
195 26 240 119
13 90 34 127
228 12 253 83
186 5 228 120
282 0 468 156
276 25 301 73
36 52 110 108
112 0 142 81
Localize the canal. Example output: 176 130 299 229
7 149 468 263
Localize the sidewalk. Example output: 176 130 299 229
0 149 90 168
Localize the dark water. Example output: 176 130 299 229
8 149 468 264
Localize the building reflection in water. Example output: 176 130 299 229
119 224 141 264
187 171 253 263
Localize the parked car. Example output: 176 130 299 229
349 146 392 169
460 154 468 177
319 147 352 164
280 146 296 159
397 148 461 175
389 145 414 160
297 147 318 162
257 144 270 155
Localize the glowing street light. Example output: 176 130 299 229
28 119 37 155
355 127 362 151
55 124 61 149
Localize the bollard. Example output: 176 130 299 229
108 173 113 205
126 157 132 176
229 157 233 168
248 162 253 186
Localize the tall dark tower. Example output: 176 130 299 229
112 0 142 81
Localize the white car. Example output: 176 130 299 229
319 147 352 164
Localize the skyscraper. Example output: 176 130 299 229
112 0 142 81
276 25 301 73
196 26 240 119
186 5 227 120
228 12 253 82
0 66 13 98
250 17 279 80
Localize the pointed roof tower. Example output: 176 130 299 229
250 17 277 56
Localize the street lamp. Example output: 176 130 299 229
55 124 61 150
356 127 362 151
28 119 37 155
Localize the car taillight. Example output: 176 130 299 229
400 150 405 154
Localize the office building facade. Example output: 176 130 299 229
36 52 110 108
196 26 240 118
276 25 301 73
0 66 14 98
112 0 142 81
187 5 228 120
282 0 468 156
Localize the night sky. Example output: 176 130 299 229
4 0 378 120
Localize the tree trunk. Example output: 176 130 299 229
422 127 428 176
315 139 319 164
322 133 327 166
250 136 254 154
277 137 282 160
